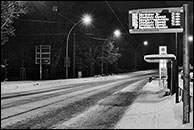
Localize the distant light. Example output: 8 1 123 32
52 6 58 12
143 41 148 46
188 35 193 42
114 29 121 38
81 14 93 26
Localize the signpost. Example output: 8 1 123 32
36 45 51 80
182 4 190 124
159 46 167 87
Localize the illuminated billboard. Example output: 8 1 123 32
129 7 183 33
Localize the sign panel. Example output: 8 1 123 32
129 7 183 33
36 45 51 64
159 46 167 84
64 57 70 67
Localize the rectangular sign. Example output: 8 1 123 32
64 57 70 67
129 7 183 33
159 46 167 85
35 45 51 64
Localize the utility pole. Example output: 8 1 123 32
183 4 190 124
135 47 138 70
101 43 104 75
73 33 76 78
40 45 42 80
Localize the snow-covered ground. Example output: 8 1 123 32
1 70 192 129
1 70 155 95
115 75 193 129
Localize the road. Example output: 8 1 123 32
1 70 157 129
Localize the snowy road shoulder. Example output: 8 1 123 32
114 79 193 129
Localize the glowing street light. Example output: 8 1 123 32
65 13 93 79
135 41 148 70
188 35 193 42
143 41 148 46
113 29 121 38
81 14 93 26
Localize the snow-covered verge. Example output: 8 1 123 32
115 79 193 129
1 75 127 94
1 70 156 95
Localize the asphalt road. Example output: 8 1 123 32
1 71 156 129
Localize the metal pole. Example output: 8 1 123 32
101 42 104 75
175 32 179 103
183 4 190 124
66 22 80 79
73 33 76 78
135 47 138 70
40 45 42 80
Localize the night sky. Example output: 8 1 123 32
1 1 193 80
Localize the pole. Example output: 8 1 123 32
135 47 138 70
73 33 76 78
183 4 190 124
175 32 179 103
66 22 80 79
101 42 104 75
40 45 42 80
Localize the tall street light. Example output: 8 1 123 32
101 29 121 75
65 13 93 79
135 41 148 70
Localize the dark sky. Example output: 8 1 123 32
2 1 193 80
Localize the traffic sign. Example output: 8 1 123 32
64 57 70 67
35 45 51 64
129 7 183 33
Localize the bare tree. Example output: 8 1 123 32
1 1 28 45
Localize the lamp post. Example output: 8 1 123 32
188 35 193 42
65 14 93 79
101 29 121 75
135 41 148 70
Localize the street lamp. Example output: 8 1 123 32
65 13 93 79
135 41 148 70
113 29 121 38
143 41 148 46
101 29 121 75
188 35 193 42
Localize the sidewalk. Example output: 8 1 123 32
114 80 193 129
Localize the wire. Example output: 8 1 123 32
16 33 68 36
105 1 126 34
16 19 67 24
105 1 145 50
38 1 75 24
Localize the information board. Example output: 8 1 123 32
129 7 183 33
64 57 70 67
35 45 51 64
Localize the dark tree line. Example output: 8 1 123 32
1 1 123 80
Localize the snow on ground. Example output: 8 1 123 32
4 70 192 129
115 78 193 129
1 74 128 94
1 70 156 95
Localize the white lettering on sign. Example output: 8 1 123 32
138 13 170 29
129 7 183 33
